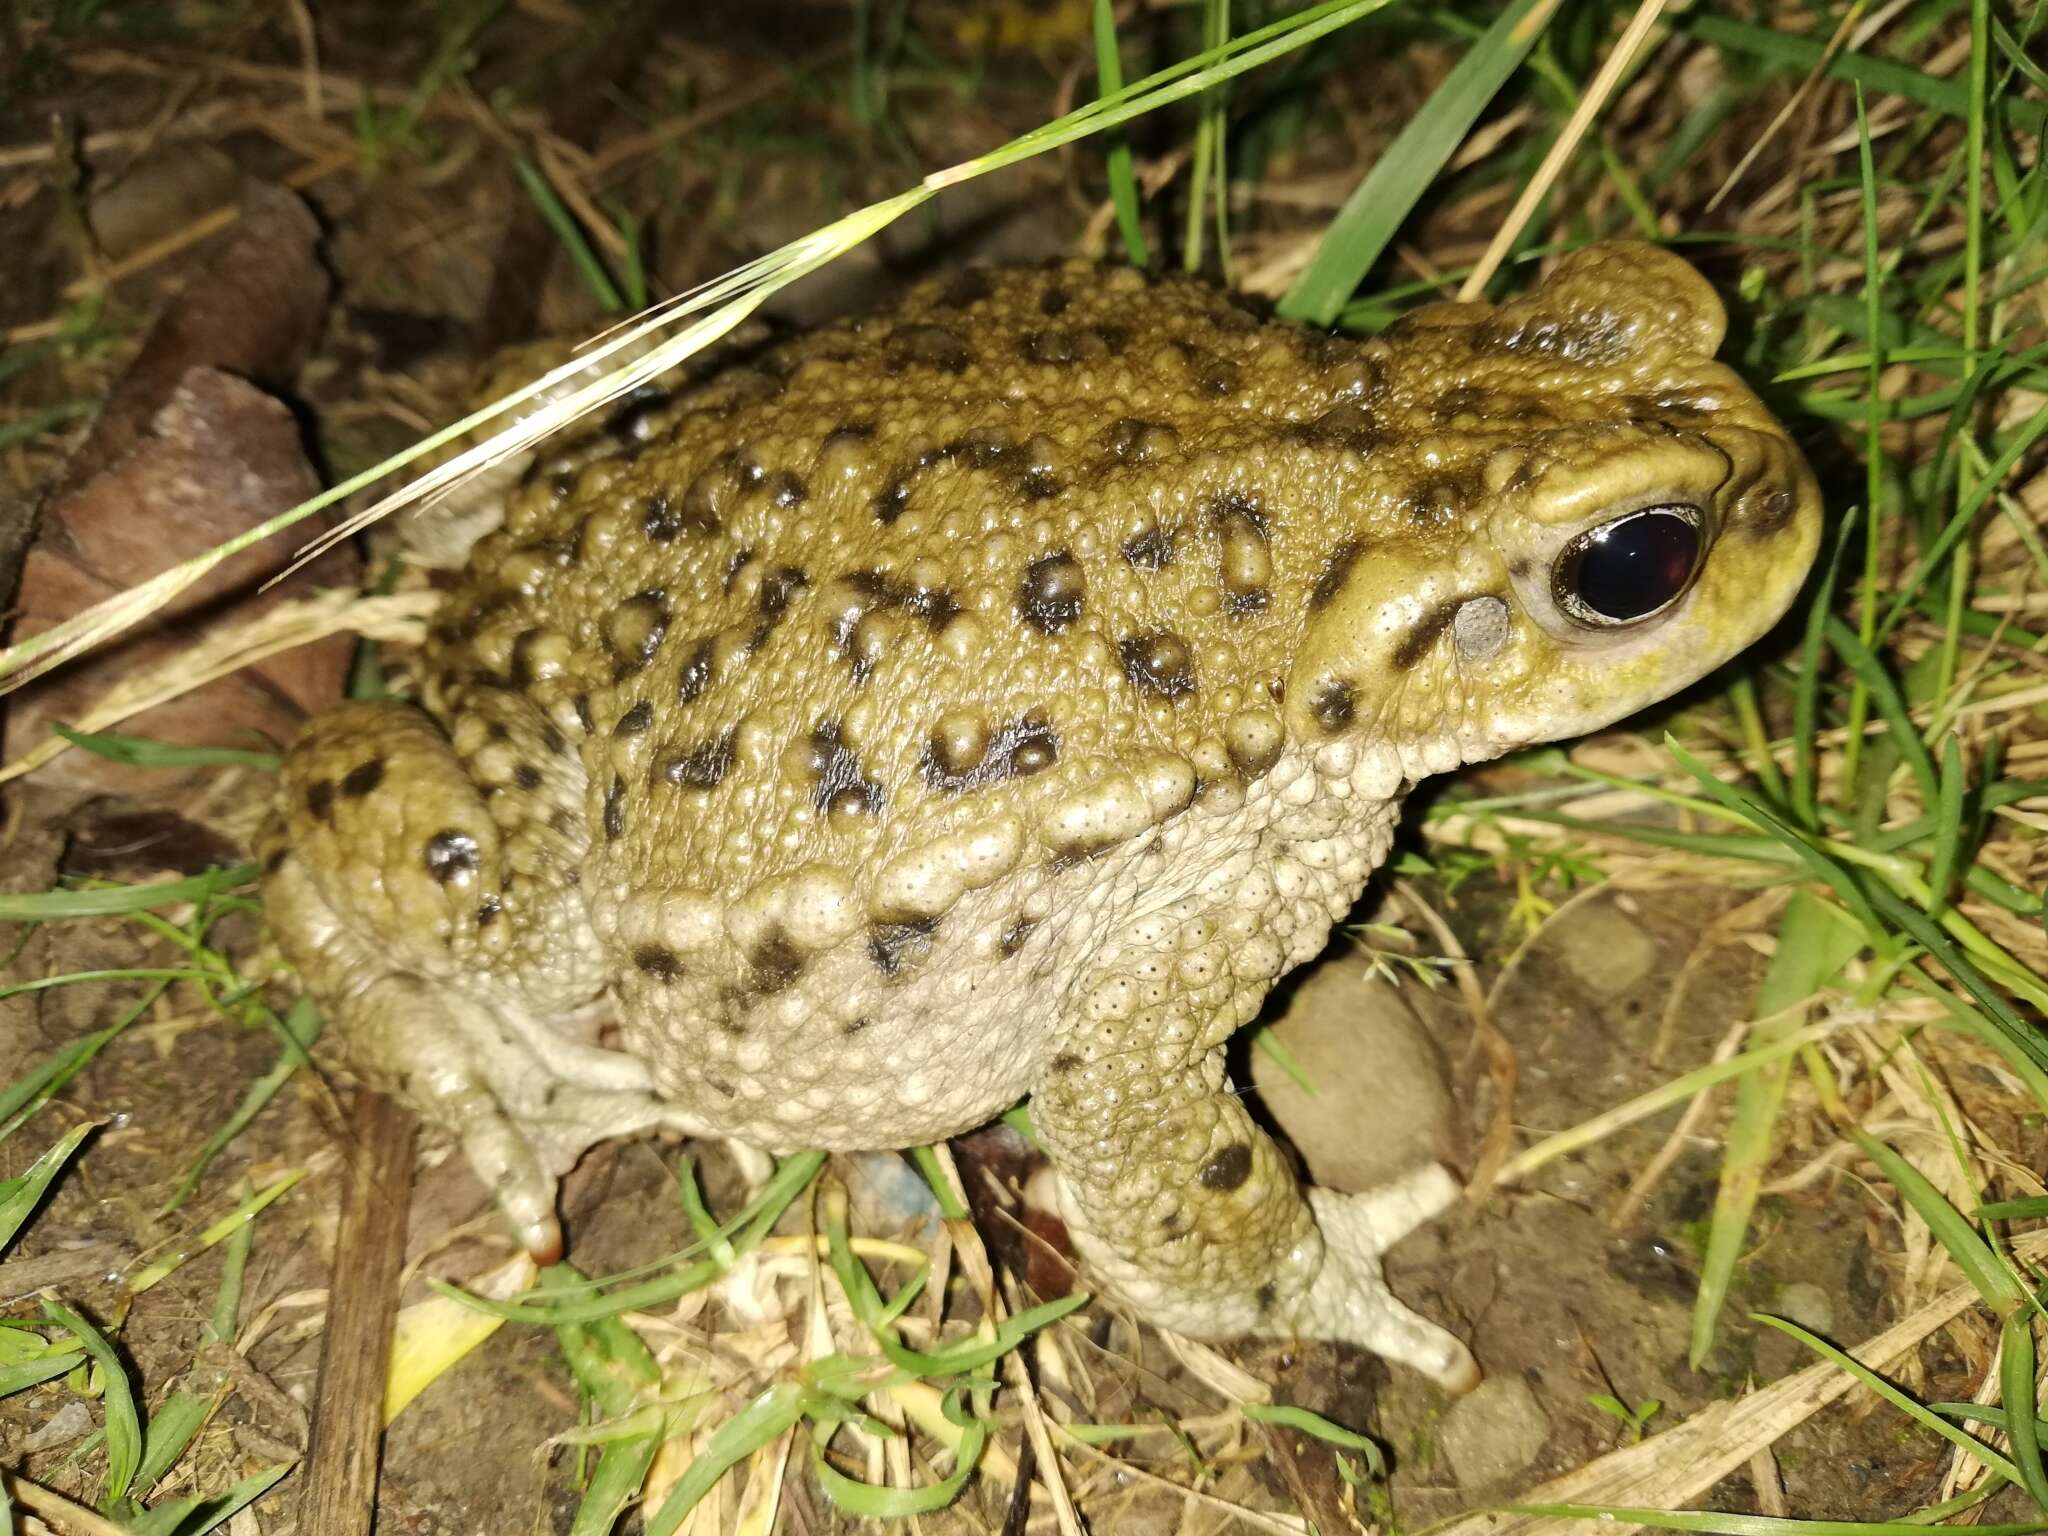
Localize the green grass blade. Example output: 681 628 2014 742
120 1461 291 1536
642 1382 807 1536
0 865 259 923
813 1410 986 1514
1755 1312 2023 1485
515 158 625 313
1851 1129 2022 1314
1682 15 2046 130
1278 0 1558 323
50 725 280 771
1091 0 1149 265
2000 1311 2048 1512
133 1389 218 1499
1825 617 1938 805
0 1121 94 1256
1689 891 1859 1367
42 1298 142 1509
1926 734 1969 920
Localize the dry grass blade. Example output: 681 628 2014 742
1433 1232 2048 1536
0 591 438 786
1459 0 1671 298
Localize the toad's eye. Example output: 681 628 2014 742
1552 506 1702 626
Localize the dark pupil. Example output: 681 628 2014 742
1559 509 1700 623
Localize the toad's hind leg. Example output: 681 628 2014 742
1032 984 1478 1390
262 700 709 1259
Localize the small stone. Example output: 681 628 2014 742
1553 900 1657 997
1440 1375 1550 1489
1250 953 1455 1190
1773 1280 1835 1336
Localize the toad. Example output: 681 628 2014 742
262 243 1820 1386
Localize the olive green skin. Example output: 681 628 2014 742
263 244 1820 1386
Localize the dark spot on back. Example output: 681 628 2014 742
514 764 543 792
659 730 736 790
614 701 655 736
306 781 336 822
340 759 384 798
477 896 502 927
749 928 805 993
1199 1142 1253 1192
757 566 809 618
1256 1281 1278 1312
1000 917 1038 956
1309 538 1365 610
676 638 717 704
1291 401 1383 452
1017 551 1086 634
642 490 714 542
1121 523 1178 571
888 324 972 374
1049 1051 1081 1072
634 945 683 981
938 269 994 308
768 469 808 507
1429 386 1488 424
1309 679 1357 733
262 848 289 876
1392 599 1463 670
809 721 884 818
603 776 626 839
1040 284 1070 315
843 1016 871 1036
605 590 670 678
867 917 939 975
603 388 669 443
874 475 913 524
424 829 479 883
924 714 1058 791
1120 632 1196 699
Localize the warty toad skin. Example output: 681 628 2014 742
261 242 1822 1386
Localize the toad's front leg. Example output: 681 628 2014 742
1030 973 1478 1390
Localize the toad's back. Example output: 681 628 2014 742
267 247 1820 1384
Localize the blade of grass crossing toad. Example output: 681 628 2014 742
1277 0 1558 324
1689 890 1861 1367
2001 1308 2048 1511
1754 1313 2024 1484
1091 0 1149 265
3 3 1383 698
0 1122 94 1255
41 1299 141 1510
50 725 279 771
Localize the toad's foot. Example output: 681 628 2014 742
1033 986 1477 1391
1297 1174 1479 1392
339 973 713 1261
